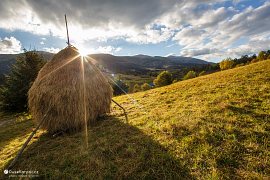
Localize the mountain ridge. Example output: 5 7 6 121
0 51 214 75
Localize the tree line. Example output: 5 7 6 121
219 50 270 70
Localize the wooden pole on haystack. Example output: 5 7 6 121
65 14 70 46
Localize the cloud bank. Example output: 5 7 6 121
0 0 269 60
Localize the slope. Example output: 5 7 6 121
0 60 269 179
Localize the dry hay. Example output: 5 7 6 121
28 46 112 133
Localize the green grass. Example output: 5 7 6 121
117 74 154 85
1 60 270 179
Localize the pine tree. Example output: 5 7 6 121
0 50 46 112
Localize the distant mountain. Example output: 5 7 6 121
89 54 213 74
0 52 53 75
0 52 214 76
166 55 211 64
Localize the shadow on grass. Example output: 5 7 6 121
4 116 193 179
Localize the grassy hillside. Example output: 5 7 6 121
1 60 269 179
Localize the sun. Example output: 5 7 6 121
78 47 89 56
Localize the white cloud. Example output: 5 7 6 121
94 46 122 54
43 47 60 53
0 37 22 54
166 53 176 57
194 7 234 28
227 37 270 57
194 34 270 61
181 48 218 57
40 41 45 45
0 0 176 43
72 44 122 55
169 1 270 60
127 25 174 44
166 43 177 48
173 27 206 48
232 0 248 6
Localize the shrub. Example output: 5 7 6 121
183 71 197 80
153 71 173 87
141 83 151 91
112 79 129 96
257 51 266 61
198 71 206 76
219 58 234 70
235 63 245 68
133 84 141 93
251 59 259 64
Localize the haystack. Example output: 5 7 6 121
28 46 113 133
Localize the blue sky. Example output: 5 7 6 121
0 0 269 62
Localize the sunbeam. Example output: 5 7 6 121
83 56 148 115
81 56 88 148
38 54 80 82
